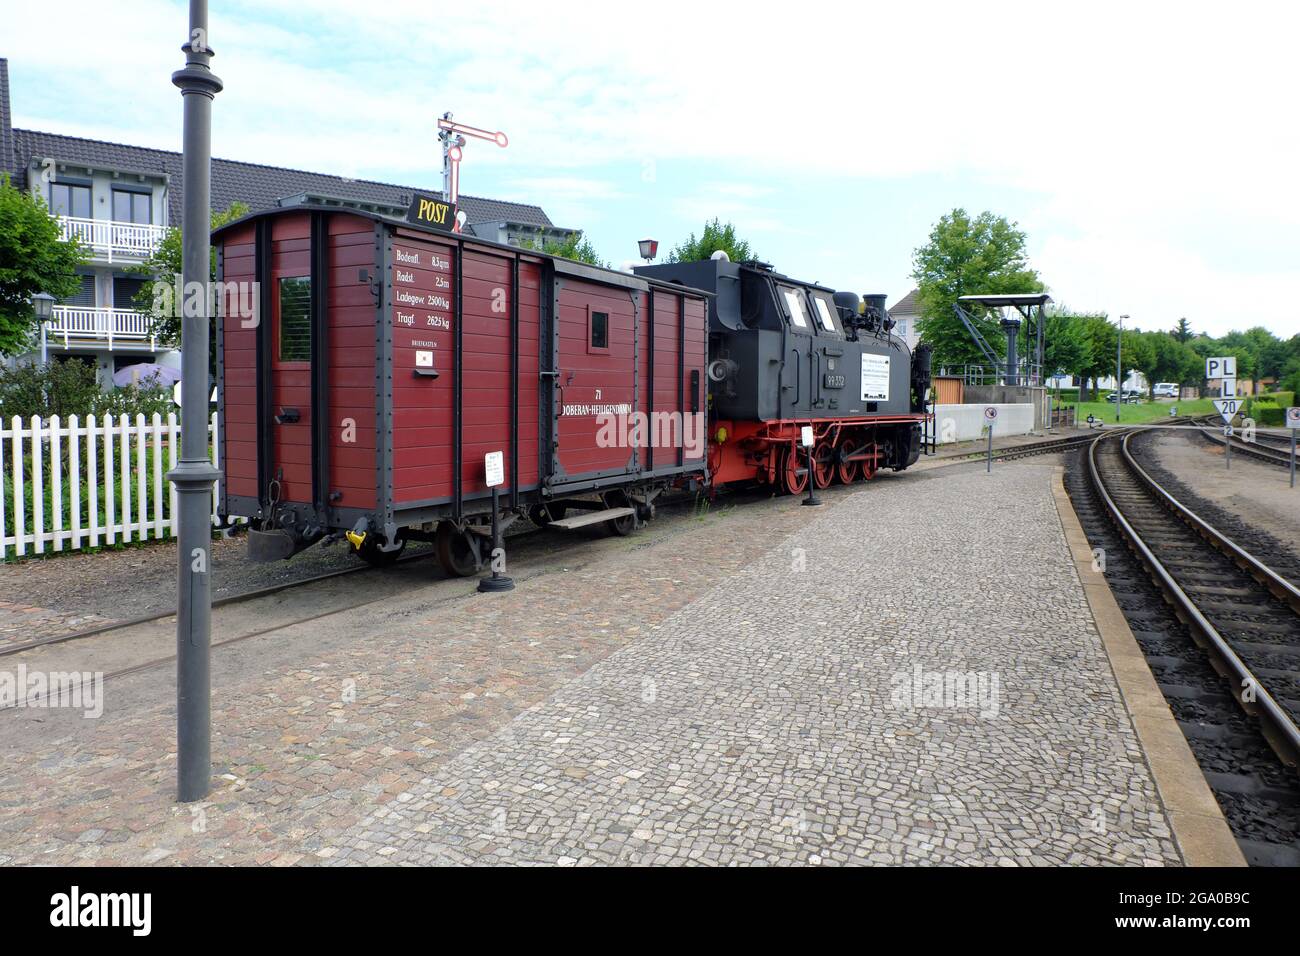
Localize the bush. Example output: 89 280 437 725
1254 406 1286 427
0 361 173 422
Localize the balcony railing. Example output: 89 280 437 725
56 216 165 261
45 306 157 350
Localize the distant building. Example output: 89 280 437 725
887 288 921 351
0 57 575 387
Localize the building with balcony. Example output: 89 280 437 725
0 56 576 388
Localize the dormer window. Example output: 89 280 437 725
112 188 152 224
48 181 91 219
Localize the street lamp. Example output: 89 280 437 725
33 292 55 364
638 238 658 263
1116 314 1130 422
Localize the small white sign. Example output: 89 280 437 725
1286 407 1300 428
984 406 998 422
415 350 434 368
1206 356 1237 380
484 451 504 488
800 426 815 447
1220 378 1236 398
1224 425 1234 437
860 354 890 402
1213 398 1242 423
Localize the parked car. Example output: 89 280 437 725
1105 390 1143 404
1152 382 1179 398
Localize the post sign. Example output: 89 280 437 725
984 406 998 421
1287 407 1300 429
484 451 505 488
406 192 457 232
1213 398 1242 423
1206 356 1237 380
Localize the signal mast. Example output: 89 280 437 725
437 112 509 233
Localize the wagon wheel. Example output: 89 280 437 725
435 522 483 577
836 439 859 485
780 446 808 496
528 503 567 527
351 533 405 567
812 442 835 489
602 490 638 537
860 443 879 482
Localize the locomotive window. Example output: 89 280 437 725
589 309 609 351
813 296 839 334
278 276 312 363
780 288 809 329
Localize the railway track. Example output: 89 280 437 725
1193 416 1297 467
1070 428 1300 865
940 431 1099 464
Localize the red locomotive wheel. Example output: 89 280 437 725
860 443 879 482
837 440 859 484
812 442 834 489
780 447 808 495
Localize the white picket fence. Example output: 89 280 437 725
1 412 228 560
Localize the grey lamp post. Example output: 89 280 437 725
32 292 55 364
1116 314 1129 422
170 0 223 803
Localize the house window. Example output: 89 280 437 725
49 182 92 219
112 189 152 224
589 309 609 351
63 274 96 307
277 277 311 363
113 275 147 310
895 321 908 337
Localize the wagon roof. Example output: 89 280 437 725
212 201 711 298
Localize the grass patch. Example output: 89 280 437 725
1068 398 1217 425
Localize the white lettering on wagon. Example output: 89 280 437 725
395 289 426 306
562 403 633 417
430 254 450 270
395 269 416 284
395 249 420 264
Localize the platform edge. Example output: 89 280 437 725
1050 465 1246 868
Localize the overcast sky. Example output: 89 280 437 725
7 0 1298 337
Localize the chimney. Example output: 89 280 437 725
0 59 13 182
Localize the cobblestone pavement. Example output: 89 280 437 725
0 600 115 651
0 463 1180 866
330 462 1179 866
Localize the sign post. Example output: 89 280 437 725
1287 407 1300 488
800 425 820 506
478 451 514 592
984 406 998 473
1213 398 1242 472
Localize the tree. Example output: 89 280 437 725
1172 317 1193 343
522 231 606 267
1041 310 1092 381
1075 313 1117 400
911 208 1044 366
0 174 86 356
667 219 755 264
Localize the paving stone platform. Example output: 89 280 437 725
329 464 1181 866
0 462 1183 866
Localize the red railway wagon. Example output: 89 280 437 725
214 202 708 577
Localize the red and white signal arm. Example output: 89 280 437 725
1287 406 1300 429
984 406 998 422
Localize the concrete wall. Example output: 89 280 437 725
934 403 1036 443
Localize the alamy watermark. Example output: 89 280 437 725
594 411 705 459
151 275 260 328
0 665 104 718
890 664 1001 718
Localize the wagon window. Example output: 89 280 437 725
278 276 312 363
813 295 840 334
590 310 609 351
